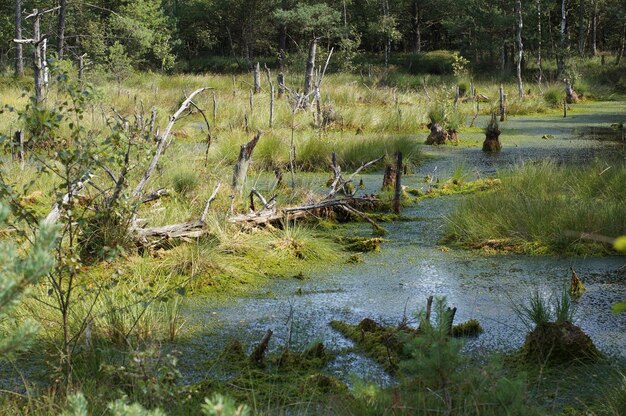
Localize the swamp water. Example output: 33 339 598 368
180 102 626 384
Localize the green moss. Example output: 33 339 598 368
335 236 384 252
408 178 501 201
330 319 403 372
451 319 484 337
347 253 363 263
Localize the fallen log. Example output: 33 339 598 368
228 196 383 233
132 182 221 247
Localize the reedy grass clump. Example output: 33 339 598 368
544 85 566 107
444 161 626 255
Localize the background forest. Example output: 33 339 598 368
1 0 625 77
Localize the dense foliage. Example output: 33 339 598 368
1 0 625 76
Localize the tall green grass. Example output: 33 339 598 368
445 161 626 255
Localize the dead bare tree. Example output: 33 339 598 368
557 0 567 79
536 0 543 85
14 8 60 103
264 65 274 128
57 0 67 59
15 0 24 76
253 62 261 94
133 87 210 199
515 0 524 99
304 37 319 96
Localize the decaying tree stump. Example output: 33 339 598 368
482 113 502 152
425 122 449 145
250 329 273 366
447 129 459 143
232 131 262 195
382 164 396 190
565 79 579 103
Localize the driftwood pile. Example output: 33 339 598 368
229 151 386 233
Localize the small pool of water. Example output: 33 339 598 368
179 102 626 384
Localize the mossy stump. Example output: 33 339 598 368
425 122 450 145
522 321 600 364
482 113 501 152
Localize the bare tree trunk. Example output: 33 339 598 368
278 0 287 70
557 0 567 78
383 0 391 67
393 152 402 214
516 0 524 98
57 0 66 59
591 2 597 56
578 0 585 56
33 11 44 103
253 62 261 93
411 1 421 53
78 54 87 81
265 65 274 128
303 38 317 96
537 0 543 84
15 0 23 76
499 83 506 121
277 72 285 98
617 24 626 66
213 92 217 124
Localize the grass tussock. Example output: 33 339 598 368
444 161 626 255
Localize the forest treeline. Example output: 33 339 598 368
1 0 625 76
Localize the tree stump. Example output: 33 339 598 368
382 164 396 190
522 321 600 363
425 122 449 145
482 114 502 152
565 79 579 103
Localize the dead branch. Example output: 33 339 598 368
328 153 384 199
133 182 221 246
141 188 168 204
44 174 92 225
200 182 221 222
132 87 209 199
